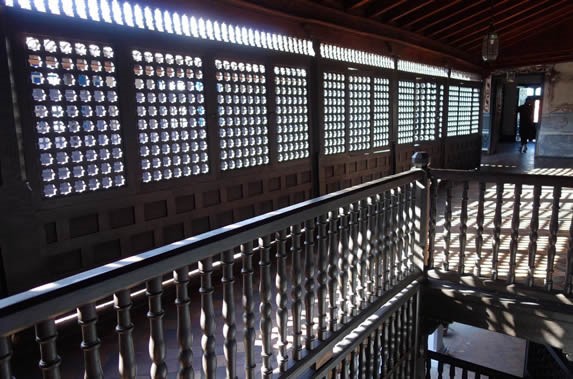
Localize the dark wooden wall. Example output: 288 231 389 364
0 5 482 295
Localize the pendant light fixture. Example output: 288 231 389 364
482 0 499 62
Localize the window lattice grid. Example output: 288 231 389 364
373 77 390 148
398 80 415 144
451 69 482 82
323 72 346 155
398 59 448 78
320 44 394 69
414 81 437 142
215 59 268 171
438 85 445 139
133 49 208 183
457 87 474 136
6 0 315 56
471 88 480 134
275 66 309 162
348 75 371 152
447 86 460 137
26 36 125 198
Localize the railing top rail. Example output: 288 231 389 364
431 168 573 187
0 169 425 336
426 350 523 379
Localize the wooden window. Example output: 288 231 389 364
26 36 126 198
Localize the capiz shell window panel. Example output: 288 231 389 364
133 50 208 183
26 36 126 198
274 65 309 162
215 59 269 171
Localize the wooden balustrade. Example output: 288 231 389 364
425 350 522 379
428 169 573 295
0 168 426 378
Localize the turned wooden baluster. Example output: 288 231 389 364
199 257 216 378
367 197 378 301
35 320 61 379
291 224 304 359
241 241 256 377
304 219 316 349
221 249 237 378
260 235 274 377
373 327 381 377
0 336 12 379
362 337 370 378
349 348 357 378
328 210 340 332
397 186 406 280
374 194 384 296
382 320 389 377
348 203 359 316
566 209 573 296
475 182 486 277
173 266 194 379
357 199 368 310
437 360 444 379
114 289 136 379
508 184 522 284
317 214 329 341
383 191 392 290
443 182 452 271
77 303 103 378
492 183 504 280
403 183 413 273
391 189 400 286
146 277 167 379
275 230 289 371
458 181 469 274
428 177 438 269
546 186 561 291
527 185 542 287
338 206 350 323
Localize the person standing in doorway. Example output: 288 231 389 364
517 97 535 153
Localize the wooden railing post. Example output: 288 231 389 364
412 151 430 271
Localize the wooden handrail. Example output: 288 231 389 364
431 168 573 187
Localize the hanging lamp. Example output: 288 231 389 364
482 1 499 62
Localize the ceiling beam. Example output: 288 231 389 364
457 1 568 50
417 0 487 33
448 0 548 45
389 0 434 24
368 0 408 19
346 0 374 11
497 9 573 50
441 0 533 42
404 0 462 29
430 0 511 38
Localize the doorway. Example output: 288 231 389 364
515 86 542 142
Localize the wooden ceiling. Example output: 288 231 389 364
228 0 573 69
